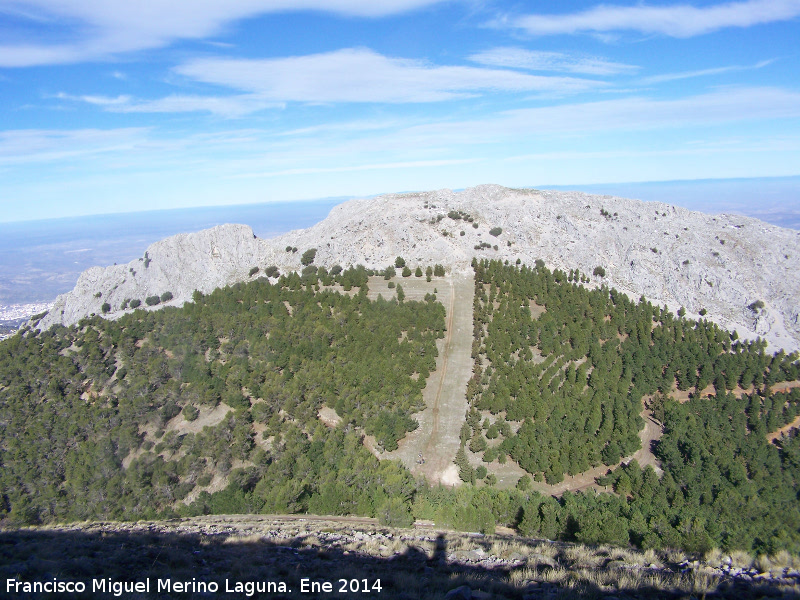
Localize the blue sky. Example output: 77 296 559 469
1 0 799 222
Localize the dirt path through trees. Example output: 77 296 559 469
526 407 663 496
768 414 800 443
383 275 474 485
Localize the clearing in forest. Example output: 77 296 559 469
381 274 475 485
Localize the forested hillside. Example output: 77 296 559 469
0 267 443 525
452 260 800 553
2 259 800 555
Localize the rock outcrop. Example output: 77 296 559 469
36 185 800 353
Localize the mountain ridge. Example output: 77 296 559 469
35 184 800 353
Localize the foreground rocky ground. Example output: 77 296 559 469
2 515 798 599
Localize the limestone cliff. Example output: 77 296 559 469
36 185 800 353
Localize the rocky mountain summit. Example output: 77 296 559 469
36 184 800 353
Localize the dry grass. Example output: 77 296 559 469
564 545 606 568
664 547 690 564
684 570 721 596
729 549 755 569
704 547 725 565
756 550 800 572
531 541 560 559
540 566 569 583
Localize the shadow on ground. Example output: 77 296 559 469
1 526 798 599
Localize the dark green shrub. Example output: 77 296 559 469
377 498 413 527
183 405 199 421
489 227 502 237
301 248 317 266
160 291 173 302
145 295 160 306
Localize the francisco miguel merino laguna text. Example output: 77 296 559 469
6 577 294 596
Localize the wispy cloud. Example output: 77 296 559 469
54 92 132 106
175 48 605 104
0 0 451 67
277 119 402 137
511 0 800 38
229 158 481 179
469 47 639 76
502 137 800 162
640 59 775 84
118 95 285 117
0 128 150 165
397 87 800 145
54 92 284 117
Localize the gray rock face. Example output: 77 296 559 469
38 224 271 330
36 185 800 354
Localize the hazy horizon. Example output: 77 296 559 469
1 175 798 310
3 174 799 226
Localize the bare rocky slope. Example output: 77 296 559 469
37 184 800 353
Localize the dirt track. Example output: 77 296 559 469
522 406 663 496
370 274 668 493
380 275 474 485
768 414 800 444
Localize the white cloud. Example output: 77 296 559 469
175 48 605 103
640 59 775 84
54 92 132 106
0 0 451 67
117 95 285 117
512 0 800 38
277 119 402 137
397 87 800 145
53 91 283 117
469 47 639 76
502 138 800 162
0 128 150 165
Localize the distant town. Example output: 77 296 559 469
0 302 52 340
